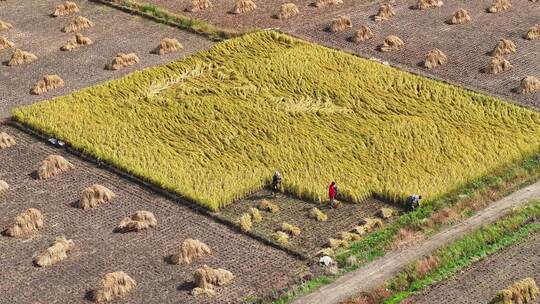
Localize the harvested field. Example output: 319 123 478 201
0 124 302 303
409 232 540 304
14 31 540 211
0 0 214 119
116 0 539 108
219 190 400 256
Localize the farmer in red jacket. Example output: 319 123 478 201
328 181 338 209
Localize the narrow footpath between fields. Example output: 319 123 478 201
293 180 540 304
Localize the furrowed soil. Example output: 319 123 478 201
0 124 302 304
408 232 540 304
139 0 540 110
219 190 402 256
0 0 214 119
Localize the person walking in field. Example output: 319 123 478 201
406 194 422 211
271 170 282 197
328 181 339 209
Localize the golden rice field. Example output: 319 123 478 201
13 31 540 211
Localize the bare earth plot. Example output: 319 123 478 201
409 232 540 304
0 0 214 119
0 124 302 304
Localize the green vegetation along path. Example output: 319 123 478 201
293 180 540 304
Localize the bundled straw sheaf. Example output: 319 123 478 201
524 24 540 40
52 1 79 17
61 33 93 51
327 237 349 249
248 207 262 222
37 155 74 179
116 211 157 233
424 48 447 69
259 199 279 213
379 35 404 52
489 277 539 304
330 16 352 32
278 3 299 19
0 20 12 31
187 0 212 12
238 213 252 232
313 0 343 7
352 25 374 42
488 0 512 13
62 16 94 33
4 208 44 237
32 75 65 95
232 0 256 14
8 49 38 66
281 222 301 236
520 76 540 94
377 207 399 219
192 265 234 297
415 0 443 10
487 55 512 74
107 53 139 70
374 4 395 21
170 238 211 264
492 39 516 56
0 37 14 50
0 180 9 193
152 38 183 55
34 236 75 267
273 231 289 244
0 132 16 149
309 207 328 221
448 8 471 24
91 272 136 303
78 184 115 210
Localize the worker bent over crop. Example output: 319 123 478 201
271 170 282 197
406 194 422 211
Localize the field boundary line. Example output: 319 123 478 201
4 120 309 261
293 181 540 304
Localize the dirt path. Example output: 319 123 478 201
293 180 540 304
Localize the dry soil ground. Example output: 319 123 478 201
0 124 302 303
408 232 540 304
220 191 402 257
0 0 214 119
141 0 540 110
293 180 540 304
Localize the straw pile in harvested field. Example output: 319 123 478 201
78 184 115 210
238 213 252 232
7 49 38 66
327 238 349 249
330 16 352 32
37 155 74 179
0 132 16 149
377 207 398 219
524 24 540 40
4 208 44 237
232 0 256 14
31 75 65 95
278 3 299 19
374 4 395 22
62 16 94 33
115 211 157 233
488 0 512 13
492 39 516 56
487 55 512 74
309 207 328 221
249 207 262 222
281 222 301 236
152 38 183 55
192 265 234 297
52 1 79 17
354 217 384 235
61 33 93 51
0 20 12 31
170 238 211 264
490 277 539 304
379 35 404 52
447 8 471 24
314 0 343 7
415 0 443 10
520 76 540 94
0 37 14 50
352 25 374 42
107 53 139 70
424 48 448 69
91 272 136 303
34 236 75 267
0 180 9 193
187 0 212 12
338 231 362 241
260 199 279 213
